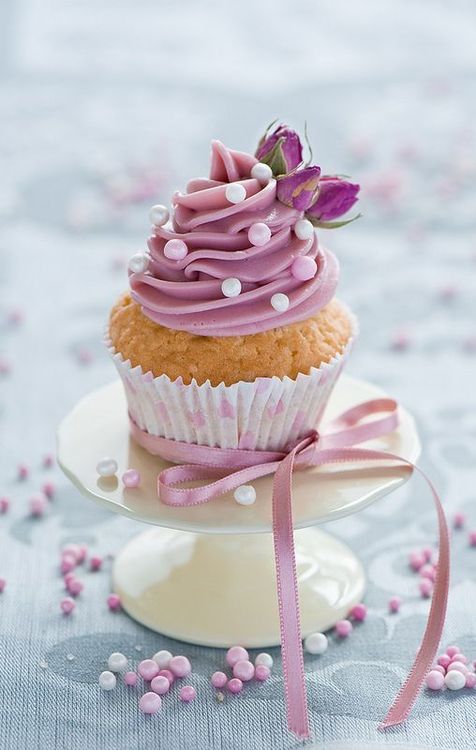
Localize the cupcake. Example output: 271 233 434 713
108 124 360 451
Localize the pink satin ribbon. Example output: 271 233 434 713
129 397 449 739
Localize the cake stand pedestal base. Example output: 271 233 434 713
113 526 364 648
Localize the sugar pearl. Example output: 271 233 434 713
227 678 243 694
107 593 121 611
67 578 84 597
291 256 317 281
29 494 48 517
251 163 273 184
469 530 476 547
447 661 467 675
451 653 467 664
43 454 54 469
255 653 273 669
419 579 433 598
90 556 102 572
128 253 149 274
96 457 118 477
60 597 75 615
107 652 128 672
445 670 466 690
233 660 255 682
42 481 55 499
152 650 173 669
151 675 170 695
149 204 169 226
18 463 29 480
0 578 6 593
122 469 141 488
446 645 459 657
226 646 249 667
60 554 76 574
139 692 162 714
211 671 227 688
180 685 197 702
335 619 353 638
124 671 138 686
0 497 10 513
388 596 401 613
99 671 116 691
169 655 191 678
221 277 242 298
225 183 246 204
437 654 451 669
293 219 314 240
138 659 159 681
304 632 328 655
255 665 271 682
164 239 188 261
426 670 445 690
466 673 476 688
234 485 256 506
270 293 289 313
431 664 446 675
350 603 368 622
409 552 425 571
158 669 174 684
248 222 271 247
453 512 465 529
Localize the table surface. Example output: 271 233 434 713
1 1 476 749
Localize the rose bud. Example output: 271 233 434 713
307 177 360 224
255 124 303 175
276 166 321 211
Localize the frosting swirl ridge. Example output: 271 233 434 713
129 141 339 336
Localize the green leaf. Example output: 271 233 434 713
307 213 362 229
259 137 288 176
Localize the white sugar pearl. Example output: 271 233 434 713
304 632 328 655
225 183 246 204
221 277 242 298
294 219 314 240
255 653 273 669
149 204 169 226
251 163 273 184
96 457 118 477
128 253 149 274
107 652 128 672
234 485 256 506
444 669 466 690
99 670 117 690
152 650 173 669
270 293 290 313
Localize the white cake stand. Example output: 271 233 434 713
57 375 420 648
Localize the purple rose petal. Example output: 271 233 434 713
276 166 321 211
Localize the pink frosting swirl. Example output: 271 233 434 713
129 141 339 336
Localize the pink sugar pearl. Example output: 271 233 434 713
451 653 468 664
42 481 55 499
180 685 197 702
158 669 174 684
468 531 476 547
291 256 317 281
43 454 54 469
0 578 7 593
453 512 465 529
0 497 10 514
60 597 75 615
18 464 29 480
350 603 367 622
255 664 271 682
138 660 159 681
426 670 445 690
419 579 433 598
169 655 191 678
77 545 88 564
139 691 161 714
248 222 271 247
388 596 401 613
151 675 170 695
447 661 468 675
29 494 48 517
90 556 102 572
62 544 82 563
466 673 476 688
226 646 249 667
124 671 138 686
419 564 436 582
335 619 353 638
409 552 425 571
446 645 460 657
438 654 451 669
60 554 77 575
431 664 446 675
107 593 121 611
122 469 141 488
227 678 243 694
233 660 255 682
164 239 188 260
211 671 227 689
67 578 84 597
421 547 433 562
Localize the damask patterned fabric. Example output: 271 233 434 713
1 1 475 748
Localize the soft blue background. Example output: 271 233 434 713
1 1 476 748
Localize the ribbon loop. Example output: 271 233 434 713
129 396 449 739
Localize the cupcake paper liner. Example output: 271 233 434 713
106 310 357 452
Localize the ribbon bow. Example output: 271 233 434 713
130 398 449 739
